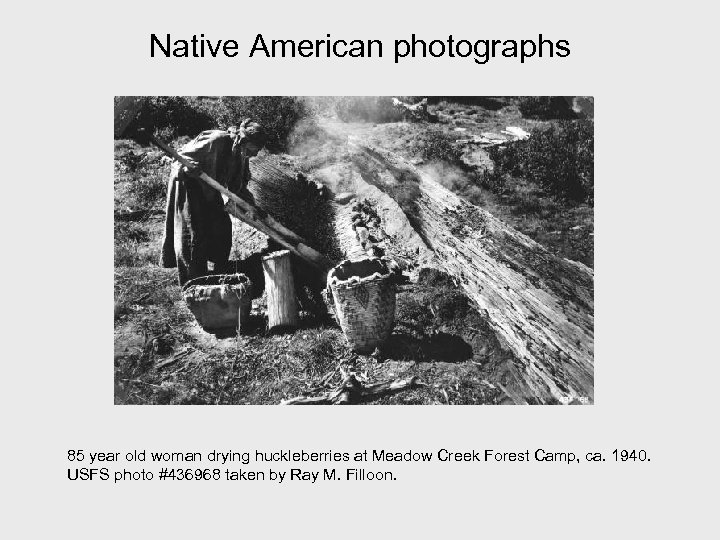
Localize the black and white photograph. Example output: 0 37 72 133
114 96 594 405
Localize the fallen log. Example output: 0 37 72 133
350 142 594 404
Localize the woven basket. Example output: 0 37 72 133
327 258 396 353
182 274 253 332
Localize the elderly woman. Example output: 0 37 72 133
160 120 265 285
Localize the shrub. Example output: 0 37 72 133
203 96 312 151
518 96 576 120
487 119 594 202
128 169 167 207
334 96 403 123
116 150 144 173
416 129 463 163
428 96 506 110
122 97 215 140
116 96 312 152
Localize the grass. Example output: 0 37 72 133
116 323 350 405
468 175 594 267
113 141 168 271
114 222 158 267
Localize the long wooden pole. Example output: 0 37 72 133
150 135 333 274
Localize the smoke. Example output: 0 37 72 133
285 99 487 209
287 99 347 160
418 161 486 207
285 103 371 197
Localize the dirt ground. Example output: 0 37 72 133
114 100 593 405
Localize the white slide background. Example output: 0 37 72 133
2 1 718 538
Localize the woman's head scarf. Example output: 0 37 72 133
229 119 265 156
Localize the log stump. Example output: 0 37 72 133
262 250 299 331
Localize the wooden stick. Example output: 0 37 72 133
282 374 420 405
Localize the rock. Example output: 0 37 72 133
334 192 354 204
502 126 531 140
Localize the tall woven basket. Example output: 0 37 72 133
182 274 253 332
327 258 396 353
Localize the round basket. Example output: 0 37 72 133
182 274 253 332
327 257 396 353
